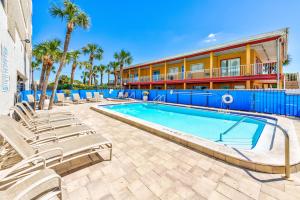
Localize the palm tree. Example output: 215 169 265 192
105 65 111 85
79 61 92 84
35 39 62 110
82 43 104 85
48 0 90 110
91 65 100 86
32 45 46 90
80 71 89 84
114 50 133 86
283 54 292 66
69 50 81 85
96 64 106 86
31 60 41 89
108 61 119 86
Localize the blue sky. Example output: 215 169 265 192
33 0 300 83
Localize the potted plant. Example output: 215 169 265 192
143 91 149 101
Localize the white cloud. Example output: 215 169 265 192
203 33 218 43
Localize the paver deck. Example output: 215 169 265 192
54 102 300 200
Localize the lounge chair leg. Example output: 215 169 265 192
109 145 112 160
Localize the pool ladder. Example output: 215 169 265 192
153 95 166 103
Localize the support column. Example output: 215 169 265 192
277 39 282 89
246 44 251 89
138 68 141 82
164 62 167 90
183 58 187 90
150 65 153 89
209 52 214 89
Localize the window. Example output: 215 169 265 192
152 70 160 81
190 63 204 72
168 67 178 74
221 58 240 76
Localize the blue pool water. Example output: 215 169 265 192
103 103 267 149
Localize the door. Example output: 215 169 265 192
221 58 240 76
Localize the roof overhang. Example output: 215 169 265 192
125 28 289 70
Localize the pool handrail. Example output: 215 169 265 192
236 115 290 178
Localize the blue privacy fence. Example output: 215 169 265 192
20 89 300 118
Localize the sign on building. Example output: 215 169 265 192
1 44 9 92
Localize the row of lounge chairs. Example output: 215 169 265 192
0 102 112 199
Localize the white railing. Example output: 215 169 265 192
152 74 165 81
186 69 210 79
167 72 184 80
139 76 150 82
242 62 277 75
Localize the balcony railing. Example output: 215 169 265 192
124 62 278 82
152 74 165 81
167 72 184 80
186 69 210 79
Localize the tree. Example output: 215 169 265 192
79 61 92 83
69 50 81 85
82 43 104 85
108 61 119 86
34 39 62 109
105 65 111 84
114 50 133 87
96 64 106 86
58 75 70 84
31 60 41 89
80 71 89 84
48 0 90 110
283 54 292 66
33 45 46 90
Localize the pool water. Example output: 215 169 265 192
103 103 267 149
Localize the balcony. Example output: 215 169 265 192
125 62 277 83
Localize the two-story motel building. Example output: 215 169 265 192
122 28 288 90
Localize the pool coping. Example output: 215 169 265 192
91 101 300 174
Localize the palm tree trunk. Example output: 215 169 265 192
70 62 76 85
48 26 72 110
107 73 110 85
38 67 51 110
100 73 103 86
114 72 117 87
120 64 123 87
39 63 46 90
31 69 34 90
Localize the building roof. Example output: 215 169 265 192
125 28 288 70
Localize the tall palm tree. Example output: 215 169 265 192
31 60 41 89
91 65 100 86
108 61 119 86
114 50 133 86
79 61 92 84
35 39 62 110
96 64 106 86
48 0 90 110
105 65 111 85
69 50 81 85
80 71 89 84
32 45 46 90
82 43 104 85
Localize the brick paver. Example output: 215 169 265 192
55 103 300 200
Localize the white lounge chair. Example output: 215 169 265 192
10 106 81 133
22 101 72 117
117 91 124 99
86 92 97 102
72 93 85 104
93 92 103 102
16 103 76 123
1 116 95 143
0 160 62 200
0 119 112 167
56 93 71 106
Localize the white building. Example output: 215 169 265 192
0 0 32 114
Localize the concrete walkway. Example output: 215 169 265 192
56 103 300 200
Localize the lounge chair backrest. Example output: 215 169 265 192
94 92 99 98
15 103 34 120
73 93 80 101
27 95 35 103
118 92 123 98
10 106 32 127
0 116 35 158
124 92 129 98
56 93 65 102
86 92 92 99
0 116 34 140
22 101 35 115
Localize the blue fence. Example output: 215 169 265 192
20 89 300 118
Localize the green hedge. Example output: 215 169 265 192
47 83 122 90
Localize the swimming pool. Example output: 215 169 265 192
103 103 267 149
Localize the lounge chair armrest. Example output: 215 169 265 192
29 136 59 145
0 156 46 182
35 148 64 161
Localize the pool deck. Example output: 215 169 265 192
54 102 300 200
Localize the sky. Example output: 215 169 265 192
32 0 300 83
